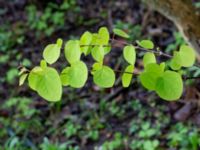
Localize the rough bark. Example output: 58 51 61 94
142 0 200 57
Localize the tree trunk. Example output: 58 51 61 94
142 0 200 57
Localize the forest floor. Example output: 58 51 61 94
0 0 200 150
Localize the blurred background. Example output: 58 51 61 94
0 0 200 149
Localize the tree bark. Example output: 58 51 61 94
142 0 200 57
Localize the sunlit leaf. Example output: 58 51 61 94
139 63 164 90
19 73 28 86
104 45 111 54
93 66 115 88
28 67 43 91
56 38 63 48
98 27 110 45
170 45 195 70
143 52 156 68
122 65 134 87
80 31 92 55
170 51 182 70
113 28 130 38
28 66 62 102
123 45 136 65
43 43 61 64
179 45 195 67
138 40 154 49
91 62 103 75
40 60 47 69
60 67 70 86
155 71 183 101
64 40 81 64
91 45 104 62
60 61 88 88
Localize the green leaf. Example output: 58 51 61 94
37 67 62 101
91 62 103 74
60 67 70 86
170 45 195 70
160 62 166 71
138 40 154 49
179 45 195 67
56 38 63 48
64 40 81 64
139 63 164 90
113 28 130 38
143 52 156 68
28 67 62 102
93 66 115 88
122 65 134 87
98 27 110 45
28 67 43 91
104 45 111 54
155 71 183 101
87 33 99 54
90 29 111 55
145 63 165 73
19 73 28 86
91 33 100 44
80 31 92 55
43 43 61 64
60 61 88 88
123 45 136 65
140 72 159 91
170 51 182 70
40 60 47 69
91 45 104 62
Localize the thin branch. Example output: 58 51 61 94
22 38 200 81
80 44 111 47
79 38 173 58
183 76 200 80
79 39 200 80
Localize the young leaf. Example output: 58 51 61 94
98 27 110 45
40 60 47 69
170 45 195 70
93 66 115 88
104 45 111 54
36 67 62 102
91 45 104 62
143 52 156 68
28 67 62 102
56 38 63 48
145 63 165 73
86 33 99 55
122 65 134 87
28 67 43 91
19 73 28 86
179 45 195 67
138 40 154 49
139 63 164 90
170 52 182 70
113 28 130 38
92 62 103 71
91 33 100 44
43 44 61 64
80 31 92 55
60 67 70 86
60 61 88 88
155 71 183 101
123 45 136 65
91 62 103 74
140 71 163 91
160 62 166 71
64 40 81 64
